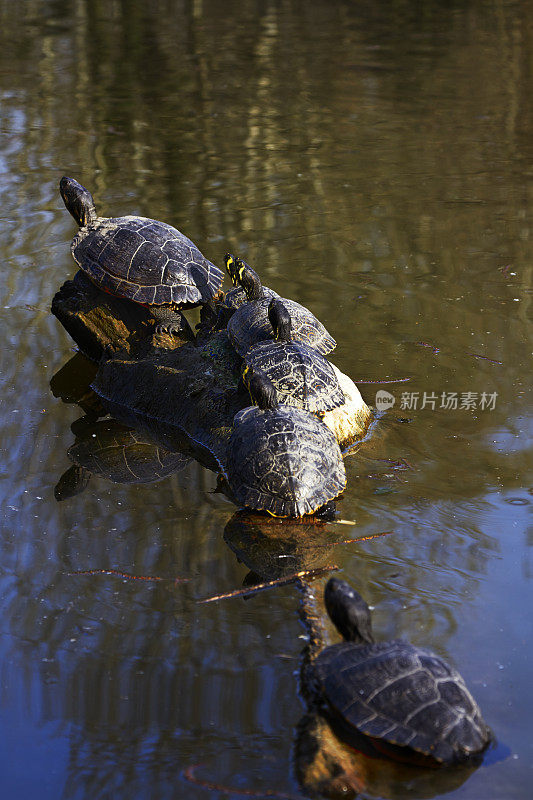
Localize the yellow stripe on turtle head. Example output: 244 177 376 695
224 253 234 274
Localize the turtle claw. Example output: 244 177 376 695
154 322 181 337
153 314 196 341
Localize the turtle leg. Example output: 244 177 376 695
54 465 92 501
151 306 195 339
314 500 337 521
195 299 219 337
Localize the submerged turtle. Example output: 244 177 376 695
227 293 336 358
224 370 346 517
309 577 492 766
242 300 345 414
59 176 223 334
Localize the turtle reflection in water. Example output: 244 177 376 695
59 176 223 336
294 711 478 800
304 578 492 768
54 419 191 500
223 510 341 584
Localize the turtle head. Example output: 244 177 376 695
325 578 374 645
60 176 98 227
224 253 238 285
243 365 278 410
268 298 292 342
235 258 264 301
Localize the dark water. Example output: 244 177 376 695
0 1 531 797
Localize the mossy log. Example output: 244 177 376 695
51 273 373 489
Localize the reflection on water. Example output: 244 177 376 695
0 0 532 798
295 711 477 800
55 416 192 498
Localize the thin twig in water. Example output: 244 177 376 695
375 458 413 470
313 530 395 547
416 340 502 365
353 377 411 384
198 565 339 604
336 530 394 545
416 341 440 354
183 764 302 799
65 568 189 584
466 352 503 365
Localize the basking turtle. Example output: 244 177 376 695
310 577 492 766
227 294 336 357
224 371 346 517
242 300 344 414
59 176 223 334
215 255 279 328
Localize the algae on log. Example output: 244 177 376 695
93 332 245 469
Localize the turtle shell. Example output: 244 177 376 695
68 421 191 484
244 341 345 414
71 215 223 306
315 639 492 765
227 296 336 357
215 285 280 329
225 405 346 517
221 285 279 314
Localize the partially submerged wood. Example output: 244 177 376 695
197 565 339 604
93 331 244 469
51 274 373 493
51 271 192 362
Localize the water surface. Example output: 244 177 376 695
0 1 531 798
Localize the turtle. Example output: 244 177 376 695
59 176 223 335
54 419 191 499
242 300 345 414
227 293 336 358
224 370 346 517
310 577 492 766
214 254 279 328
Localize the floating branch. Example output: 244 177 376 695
198 565 339 604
